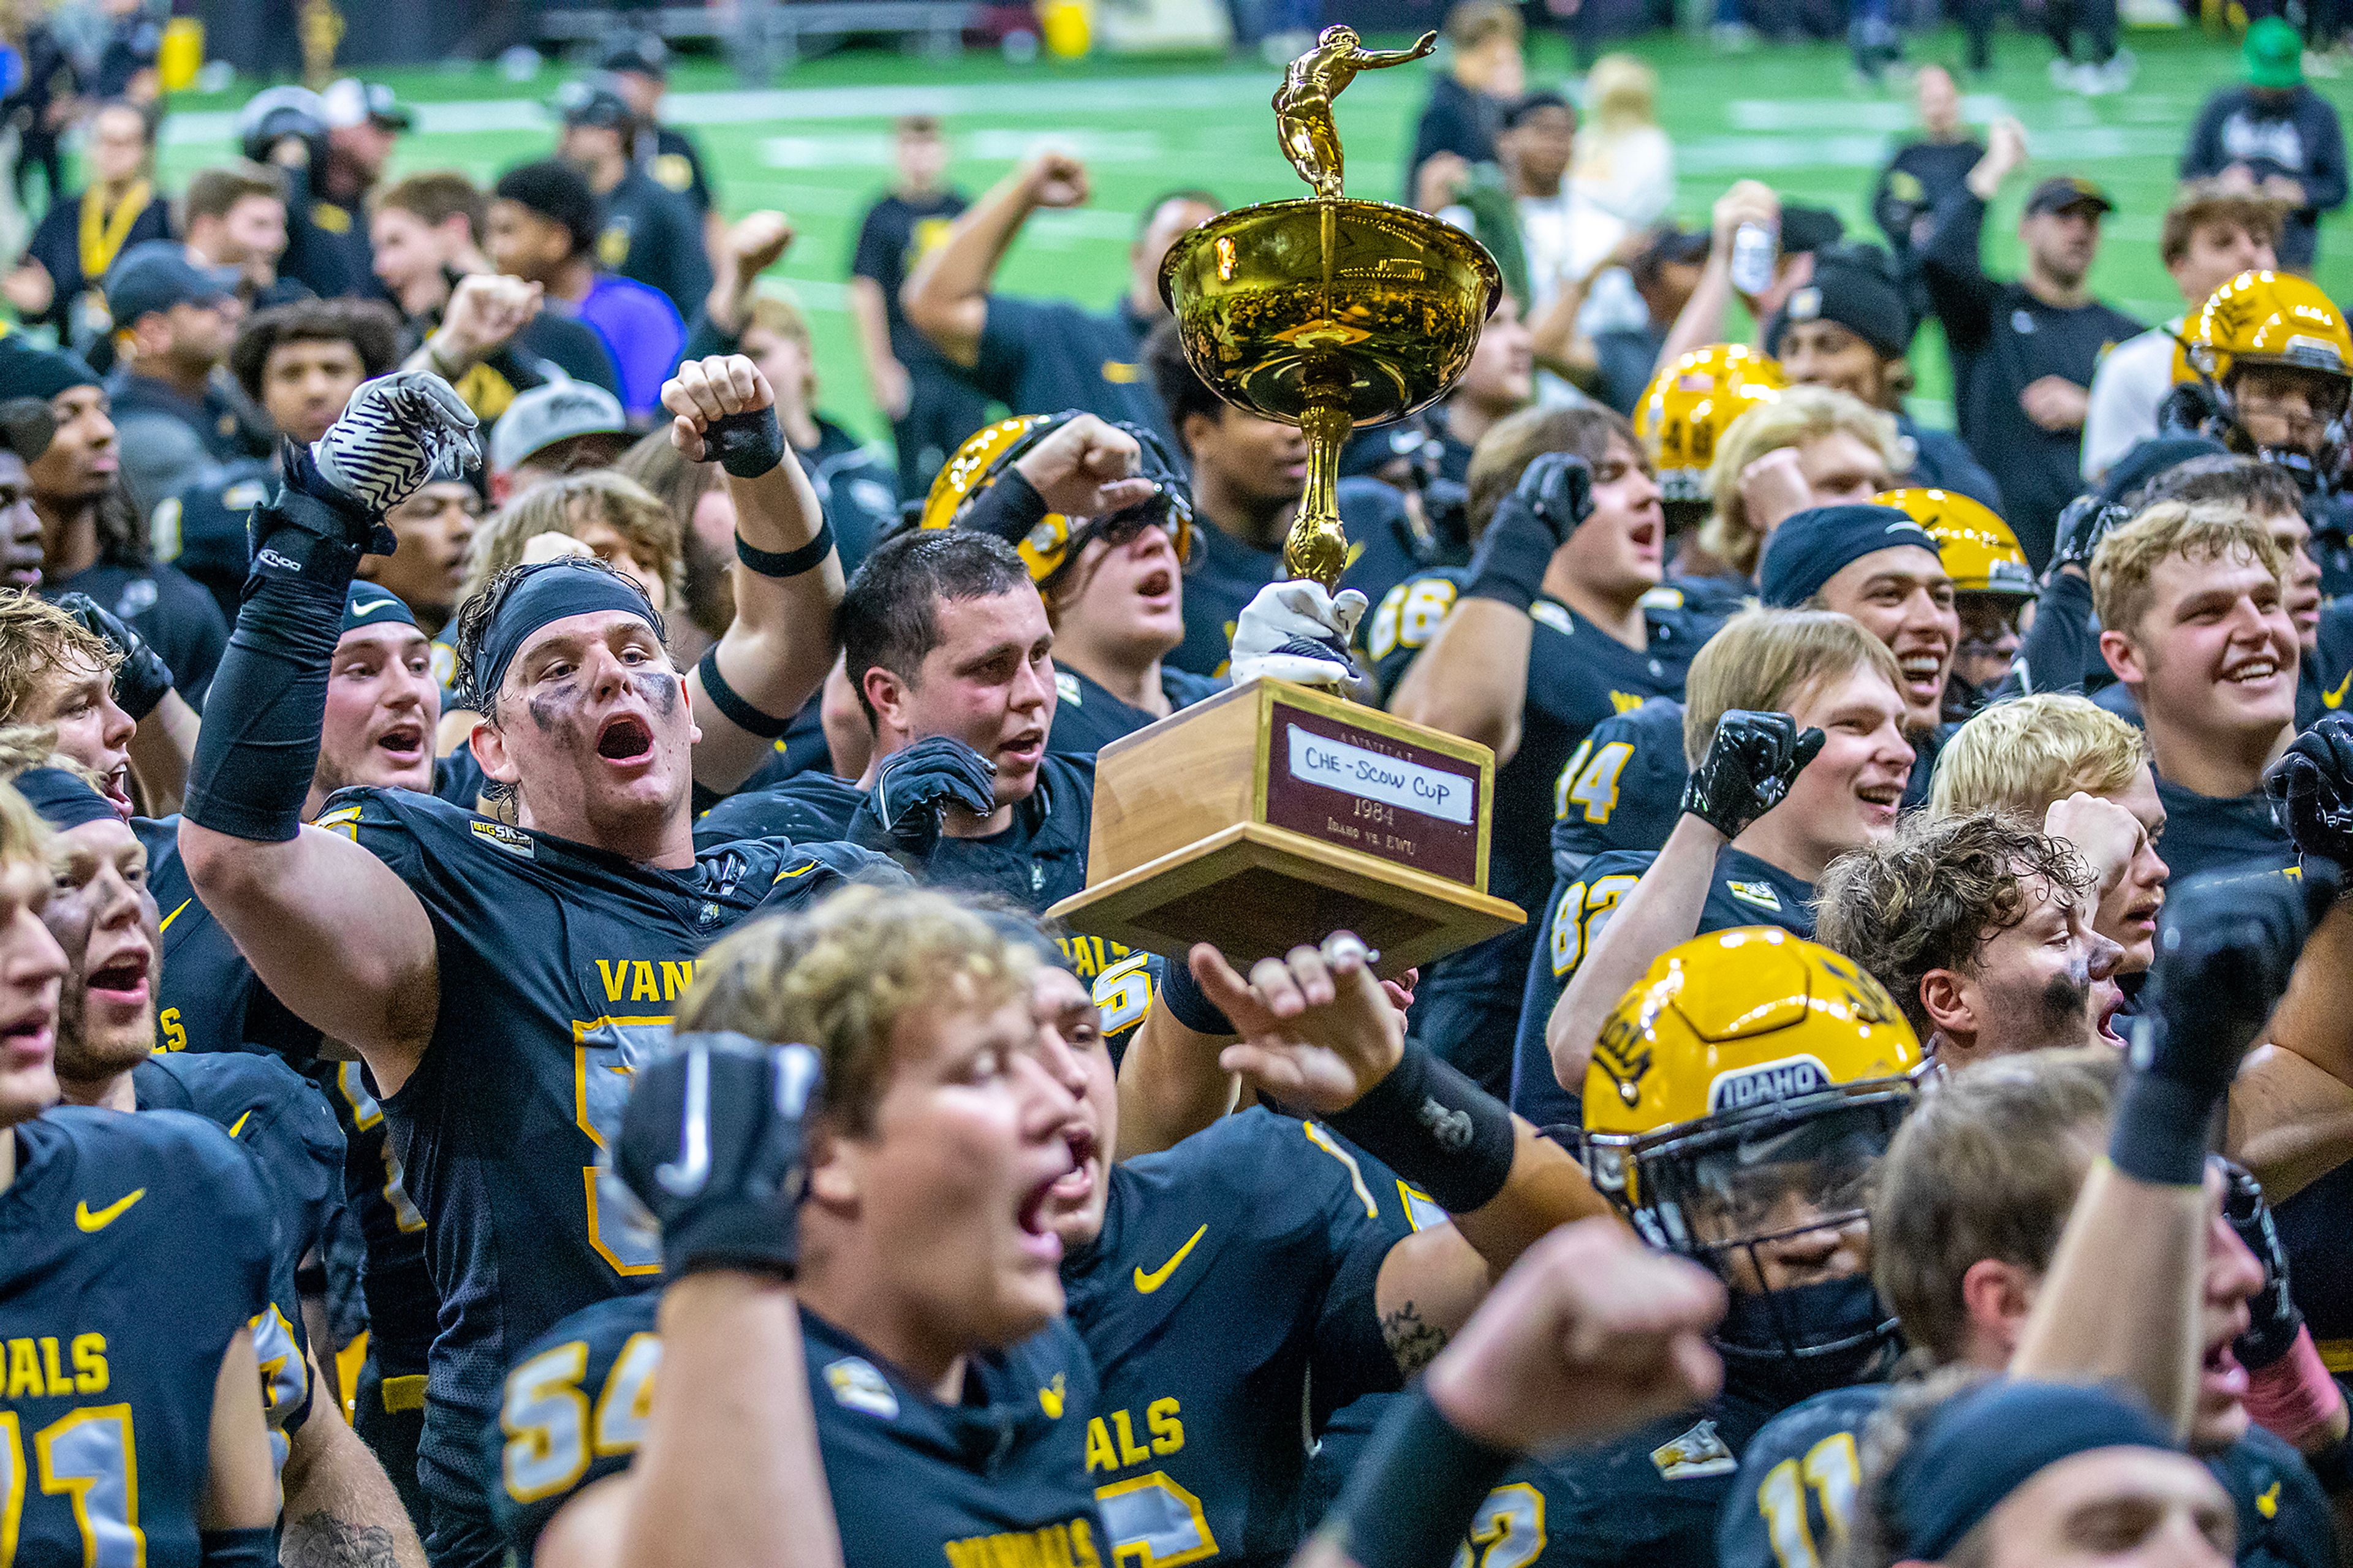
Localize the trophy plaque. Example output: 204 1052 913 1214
1045 27 1524 977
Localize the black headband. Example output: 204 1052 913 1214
14 767 118 831
469 562 659 699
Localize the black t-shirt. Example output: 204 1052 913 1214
972 294 1175 445
1406 74 1502 202
23 184 172 331
279 170 382 304
48 560 228 708
2150 771 2296 883
594 164 712 318
638 123 716 216
1918 191 2143 565
851 189 971 364
1872 137 1984 259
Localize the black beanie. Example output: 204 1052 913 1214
1767 250 1915 363
0 337 100 406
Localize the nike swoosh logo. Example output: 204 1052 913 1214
75 1189 146 1232
227 1110 251 1139
2328 670 2353 710
1133 1223 1208 1294
159 898 191 933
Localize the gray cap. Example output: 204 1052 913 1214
490 377 628 474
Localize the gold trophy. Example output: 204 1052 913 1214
1044 29 1524 976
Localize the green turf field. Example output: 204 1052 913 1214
142 23 2350 445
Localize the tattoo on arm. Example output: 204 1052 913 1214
1379 1300 1449 1375
282 1514 403 1568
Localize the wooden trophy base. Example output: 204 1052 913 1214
1046 678 1525 977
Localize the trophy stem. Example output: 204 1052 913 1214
1283 398 1353 588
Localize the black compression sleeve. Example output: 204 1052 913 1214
1319 1387 1513 1568
182 572 341 843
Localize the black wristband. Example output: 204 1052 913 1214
705 405 789 479
736 517 834 578
1156 952 1235 1037
184 573 341 844
1327 1039 1516 1213
2107 1042 2221 1188
199 1528 276 1568
1322 1385 1514 1568
697 645 793 740
964 465 1052 544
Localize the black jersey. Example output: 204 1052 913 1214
145 815 324 1066
323 1060 438 1384
319 786 892 1520
1468 1384 1790 1568
131 1051 341 1447
1722 1382 2332 1568
2152 773 2297 884
1370 571 1702 1083
0 1108 276 1568
1510 847 1817 1129
488 1291 1105 1568
1063 1109 1408 1568
1049 664 1224 756
1550 698 1690 879
695 769 865 847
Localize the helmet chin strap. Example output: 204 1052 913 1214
1713 1273 1901 1405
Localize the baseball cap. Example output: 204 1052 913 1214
104 240 236 327
553 77 634 131
490 377 629 475
2025 175 2115 218
1759 503 1941 607
598 33 669 78
2246 16 2303 88
320 78 414 133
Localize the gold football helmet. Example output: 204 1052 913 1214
1585 927 1927 1377
921 413 1194 583
1635 344 1787 504
1875 487 2033 599
2178 269 2352 387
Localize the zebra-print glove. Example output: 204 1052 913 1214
309 371 479 518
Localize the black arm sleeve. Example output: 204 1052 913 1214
1915 189 1999 352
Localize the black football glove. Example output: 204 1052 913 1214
55 592 170 721
2268 714 2353 877
613 1032 822 1279
2115 864 2341 1185
2220 1157 2306 1372
2047 494 2131 578
1680 710 1824 839
853 735 999 857
1461 452 1594 615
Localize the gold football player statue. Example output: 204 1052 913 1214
1275 26 1438 199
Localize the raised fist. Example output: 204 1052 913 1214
1680 710 1824 839
664 355 784 479
2268 714 2353 875
613 1032 822 1279
310 371 480 518
2140 864 2342 1094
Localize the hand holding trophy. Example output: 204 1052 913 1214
1046 34 1523 977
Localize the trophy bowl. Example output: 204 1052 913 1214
1158 198 1502 432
